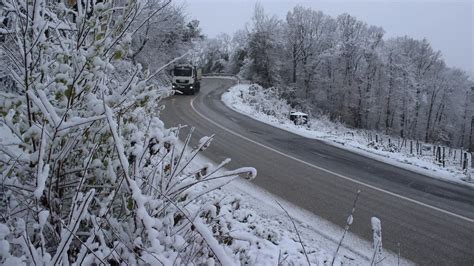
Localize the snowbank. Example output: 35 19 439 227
187 145 412 265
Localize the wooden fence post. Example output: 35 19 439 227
466 152 472 182
437 146 441 163
442 147 445 167
463 152 468 170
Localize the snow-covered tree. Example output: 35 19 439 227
244 3 283 88
285 6 336 105
193 33 233 74
131 0 203 75
227 5 473 147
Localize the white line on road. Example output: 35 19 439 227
190 96 474 224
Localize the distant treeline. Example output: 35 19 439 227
195 4 474 149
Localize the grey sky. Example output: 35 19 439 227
181 0 473 76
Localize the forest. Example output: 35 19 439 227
197 4 474 150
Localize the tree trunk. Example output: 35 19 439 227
424 87 438 142
292 45 298 83
459 92 469 148
412 83 421 138
385 55 394 133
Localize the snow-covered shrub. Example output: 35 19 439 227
367 141 383 150
382 142 400 153
0 1 254 264
367 140 399 153
241 84 291 120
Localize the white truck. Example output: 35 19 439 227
171 64 202 95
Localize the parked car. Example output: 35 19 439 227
289 111 308 125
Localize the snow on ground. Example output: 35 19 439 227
222 84 474 187
186 144 413 265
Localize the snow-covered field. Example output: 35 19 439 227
187 145 412 265
222 84 473 187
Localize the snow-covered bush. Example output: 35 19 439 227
367 140 400 153
242 84 291 120
0 1 254 264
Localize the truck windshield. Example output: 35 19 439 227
173 68 192 77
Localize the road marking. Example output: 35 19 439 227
190 96 474 224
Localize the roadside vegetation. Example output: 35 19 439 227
224 83 473 184
197 4 474 153
0 1 257 264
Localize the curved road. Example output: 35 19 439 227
161 77 474 265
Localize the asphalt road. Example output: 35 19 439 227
161 77 474 265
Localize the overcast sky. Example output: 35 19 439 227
180 0 473 76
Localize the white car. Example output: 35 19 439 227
289 111 308 125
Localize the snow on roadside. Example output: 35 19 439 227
184 144 413 265
222 84 473 187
